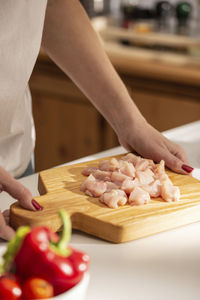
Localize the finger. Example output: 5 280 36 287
0 167 42 211
166 140 189 165
3 209 10 217
0 212 15 241
174 147 189 165
175 152 189 164
3 210 10 225
164 139 191 170
161 151 193 175
1 226 15 241
4 217 9 225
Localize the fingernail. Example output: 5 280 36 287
31 199 43 211
181 164 194 173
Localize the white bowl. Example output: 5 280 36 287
49 273 90 300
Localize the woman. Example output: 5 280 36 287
0 0 193 240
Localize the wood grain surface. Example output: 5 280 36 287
10 155 200 243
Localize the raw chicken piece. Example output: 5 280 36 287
99 158 120 172
82 166 98 176
80 174 95 191
136 170 154 185
100 189 127 209
119 160 135 178
129 187 150 205
121 178 140 195
135 159 149 171
153 160 180 201
161 179 180 202
154 160 171 183
92 170 111 181
144 168 154 177
81 174 107 197
142 180 161 198
105 181 119 192
121 153 141 166
148 159 156 168
111 171 130 186
81 154 181 208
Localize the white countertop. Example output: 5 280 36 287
1 121 200 300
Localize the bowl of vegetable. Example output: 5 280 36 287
0 210 90 300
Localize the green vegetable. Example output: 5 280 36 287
0 226 30 275
50 209 72 257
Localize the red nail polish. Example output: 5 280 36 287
181 164 194 173
32 199 43 211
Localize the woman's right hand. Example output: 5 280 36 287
0 166 43 241
117 118 193 175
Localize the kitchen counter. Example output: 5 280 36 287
39 39 200 89
1 121 200 300
103 40 200 87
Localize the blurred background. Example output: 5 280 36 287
30 0 200 172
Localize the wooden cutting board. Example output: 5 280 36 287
10 156 200 243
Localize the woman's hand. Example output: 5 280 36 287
118 119 193 175
0 166 43 241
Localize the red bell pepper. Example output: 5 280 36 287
1 210 89 296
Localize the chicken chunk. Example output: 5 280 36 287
119 160 135 178
135 159 149 171
111 171 130 186
154 160 170 182
129 187 150 205
121 178 140 195
81 174 107 197
142 179 161 198
121 153 141 166
100 189 127 209
99 158 120 172
92 170 111 181
136 170 154 185
105 181 119 192
161 179 180 202
82 166 98 176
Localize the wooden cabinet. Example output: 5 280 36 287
30 58 118 172
30 51 200 172
122 75 200 132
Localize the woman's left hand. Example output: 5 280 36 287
0 166 43 240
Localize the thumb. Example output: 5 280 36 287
161 152 193 175
0 212 15 240
0 167 42 211
0 225 15 241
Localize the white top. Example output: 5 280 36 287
0 121 200 300
0 0 47 177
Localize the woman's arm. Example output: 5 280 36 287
42 0 192 174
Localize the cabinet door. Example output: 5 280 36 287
133 90 200 131
32 93 103 171
123 77 200 132
30 58 120 171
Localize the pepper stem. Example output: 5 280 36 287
50 209 72 256
0 226 30 275
57 209 72 251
